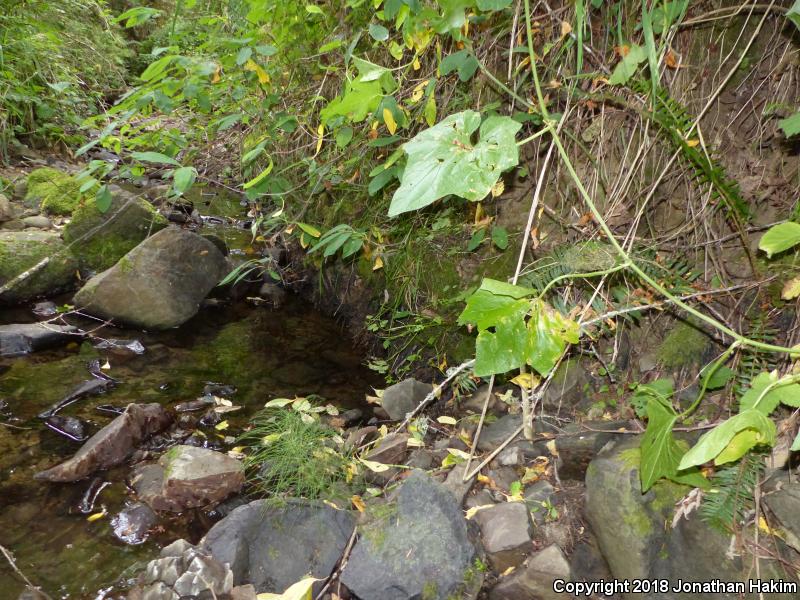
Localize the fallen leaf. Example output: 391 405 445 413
383 108 397 135
351 495 366 512
437 415 458 425
373 256 384 270
560 21 572 38
782 277 800 300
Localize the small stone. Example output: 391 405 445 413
22 215 51 229
111 503 158 544
406 448 434 470
367 432 409 466
489 544 571 600
0 194 14 222
443 462 474 506
473 501 533 572
160 538 196 558
523 480 555 525
0 323 78 357
495 445 524 467
231 584 258 600
380 378 432 421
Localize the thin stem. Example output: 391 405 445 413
678 342 740 421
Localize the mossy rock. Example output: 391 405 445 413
24 167 82 216
63 186 168 272
657 320 711 368
0 231 79 303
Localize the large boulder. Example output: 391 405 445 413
24 167 81 215
132 445 244 512
585 437 797 599
63 185 167 272
202 499 356 594
0 231 79 302
74 228 228 330
0 323 79 357
35 403 173 482
340 471 480 600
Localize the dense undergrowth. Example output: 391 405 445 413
4 0 800 544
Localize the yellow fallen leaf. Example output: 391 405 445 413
437 415 457 425
87 509 107 522
383 108 397 135
686 138 700 147
782 277 800 300
560 21 572 38
510 372 538 389
410 79 429 103
500 566 516 577
464 504 494 519
215 420 229 431
545 439 558 456
257 577 320 600
413 56 421 70
373 256 384 270
211 65 221 83
447 447 471 460
406 437 425 447
490 180 505 198
359 458 391 472
476 473 491 485
351 495 366 512
315 123 324 156
244 59 270 84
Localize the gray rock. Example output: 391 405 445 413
443 462 475 506
0 230 79 303
464 489 495 510
131 543 234 600
203 498 356 594
35 403 173 482
365 432 409 485
477 414 522 452
585 437 796 599
111 502 158 544
569 533 616 594
13 180 27 201
763 478 800 553
0 194 14 222
524 480 555 525
74 228 229 329
22 215 51 229
489 544 571 600
381 378 432 421
341 471 479 600
2 219 25 231
161 539 195 558
0 323 78 357
132 445 244 512
473 501 532 571
541 357 590 412
495 445 524 467
407 449 435 470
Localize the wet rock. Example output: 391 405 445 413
112 502 158 544
0 231 79 303
174 397 214 412
257 281 286 307
340 471 479 600
38 375 115 418
585 437 796 598
44 415 87 441
473 501 532 571
0 323 78 357
93 338 146 356
73 477 110 514
63 185 168 272
22 215 51 229
130 541 234 600
489 544 571 600
202 499 355 594
31 301 57 318
35 403 173 482
381 378 432 421
203 382 236 397
132 445 244 512
74 228 229 329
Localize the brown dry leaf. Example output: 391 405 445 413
616 44 631 58
560 21 572 38
664 49 680 69
577 212 594 226
351 495 366 512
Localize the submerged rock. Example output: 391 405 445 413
63 185 167 272
132 445 244 512
0 322 78 357
74 228 229 329
340 471 479 600
0 230 79 302
202 498 356 594
35 403 173 482
111 502 157 545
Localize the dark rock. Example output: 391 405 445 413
38 376 115 419
35 403 173 482
22 215 51 229
367 432 409 466
0 322 78 356
74 228 229 330
175 397 214 412
763 476 800 553
460 383 504 414
585 437 796 598
203 382 236 397
340 471 479 600
554 421 632 481
345 426 377 450
569 533 616 593
132 445 244 512
541 357 591 412
443 462 475 506
524 480 555 525
381 378 432 421
0 194 13 222
489 544 571 600
473 501 532 571
202 499 356 594
407 449 435 470
44 415 87 441
485 466 519 494
465 489 495 510
477 414 523 452
112 502 158 544
257 281 287 307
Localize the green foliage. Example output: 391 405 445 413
238 399 352 501
758 222 800 258
699 454 763 533
388 111 521 217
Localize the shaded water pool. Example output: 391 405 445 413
0 296 380 598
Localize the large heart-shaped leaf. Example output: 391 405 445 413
388 110 521 217
678 410 776 470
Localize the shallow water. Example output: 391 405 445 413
0 190 380 598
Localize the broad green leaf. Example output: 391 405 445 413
477 0 514 10
296 223 322 238
256 45 278 56
492 226 508 250
478 278 536 299
649 0 688 34
714 429 761 465
131 151 181 166
699 364 734 390
474 315 528 376
788 0 800 31
779 112 800 137
305 5 324 15
172 167 197 195
236 47 253 66
335 127 354 148
388 110 521 217
95 185 112 214
458 290 530 330
440 50 479 82
678 410 776 470
320 79 384 125
630 378 674 418
739 372 800 414
341 237 363 258
369 24 390 41
140 55 177 82
467 228 486 251
214 113 244 131
758 222 800 258
243 157 274 189
525 300 580 376
607 44 647 85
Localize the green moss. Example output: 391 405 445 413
63 190 167 272
0 231 79 302
25 167 82 216
421 581 438 600
658 321 710 368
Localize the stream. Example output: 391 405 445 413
0 187 380 598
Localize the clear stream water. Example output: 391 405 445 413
0 189 380 598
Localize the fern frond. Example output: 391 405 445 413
699 454 763 533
